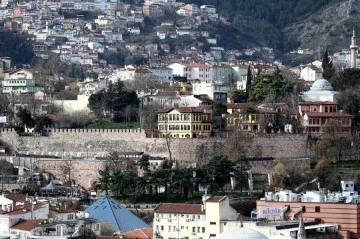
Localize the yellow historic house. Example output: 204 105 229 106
157 107 212 138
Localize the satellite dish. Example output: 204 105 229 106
48 218 54 223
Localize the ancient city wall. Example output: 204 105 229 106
1 129 310 189
0 128 310 162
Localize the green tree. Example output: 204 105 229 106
205 155 234 192
330 68 360 91
249 68 294 102
98 164 111 194
212 101 227 116
34 115 52 133
246 66 252 99
139 154 150 171
88 81 139 121
230 89 247 103
321 48 335 80
338 88 360 126
16 107 34 127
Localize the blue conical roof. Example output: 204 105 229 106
85 195 149 233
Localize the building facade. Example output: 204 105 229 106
299 101 352 138
153 196 239 239
157 107 212 138
2 69 43 94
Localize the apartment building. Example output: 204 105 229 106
153 195 239 239
2 69 44 94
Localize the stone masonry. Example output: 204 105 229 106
0 128 310 189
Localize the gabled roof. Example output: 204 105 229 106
305 112 352 117
85 195 149 233
157 107 204 113
226 103 252 109
121 228 153 239
154 203 204 214
11 219 46 231
206 195 226 202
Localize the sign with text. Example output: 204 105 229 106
258 206 283 218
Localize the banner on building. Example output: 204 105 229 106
258 206 283 218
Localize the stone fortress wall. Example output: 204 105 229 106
0 128 310 189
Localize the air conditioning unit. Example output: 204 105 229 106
192 232 196 235
168 219 172 222
186 219 190 222
156 218 160 222
191 219 195 221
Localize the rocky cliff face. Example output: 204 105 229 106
285 0 360 53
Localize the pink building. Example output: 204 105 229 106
299 101 352 138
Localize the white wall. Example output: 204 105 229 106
53 95 90 114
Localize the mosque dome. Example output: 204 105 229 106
215 227 269 239
310 78 334 91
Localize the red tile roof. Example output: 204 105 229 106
121 228 153 239
10 219 46 231
5 194 27 203
299 101 337 105
226 103 252 109
206 196 227 202
5 203 47 215
154 203 204 214
305 112 352 117
157 107 204 113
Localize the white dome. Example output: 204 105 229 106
216 227 269 239
310 78 333 91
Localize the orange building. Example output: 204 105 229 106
257 200 360 239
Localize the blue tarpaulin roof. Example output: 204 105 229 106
84 195 150 233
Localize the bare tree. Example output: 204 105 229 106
60 159 78 197
0 93 9 114
124 74 161 95
64 110 94 128
123 105 138 122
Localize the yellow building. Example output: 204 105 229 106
157 107 212 138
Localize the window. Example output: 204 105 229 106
210 222 216 225
67 214 74 220
192 227 196 233
315 206 320 212
156 225 159 231
168 226 171 232
202 227 205 233
197 227 200 233
161 226 164 231
210 234 216 237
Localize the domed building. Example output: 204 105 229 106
215 227 269 239
300 77 339 103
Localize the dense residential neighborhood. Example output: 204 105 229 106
2 0 360 239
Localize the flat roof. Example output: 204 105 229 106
277 224 338 233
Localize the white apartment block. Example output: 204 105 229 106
300 65 323 82
153 195 239 239
151 67 173 82
192 82 228 102
168 63 212 82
